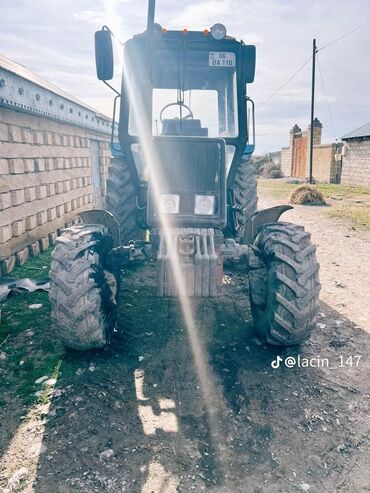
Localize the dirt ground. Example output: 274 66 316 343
1 182 370 493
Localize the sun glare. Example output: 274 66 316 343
119 22 232 481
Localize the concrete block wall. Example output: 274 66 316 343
279 121 342 182
311 144 340 183
280 147 290 177
341 139 370 187
0 107 111 275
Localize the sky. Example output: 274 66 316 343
1 0 369 152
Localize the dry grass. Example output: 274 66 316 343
258 179 370 201
289 184 326 205
325 203 370 229
258 179 370 230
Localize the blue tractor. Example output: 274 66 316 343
49 1 320 350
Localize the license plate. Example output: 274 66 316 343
209 51 236 67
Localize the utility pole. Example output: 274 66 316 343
309 38 317 184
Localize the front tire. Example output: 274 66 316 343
49 224 117 350
248 222 321 345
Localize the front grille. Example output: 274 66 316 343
148 136 226 227
154 138 222 193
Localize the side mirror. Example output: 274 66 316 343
95 29 114 81
242 45 256 84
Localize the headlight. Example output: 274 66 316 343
160 194 180 214
195 195 215 215
211 23 227 40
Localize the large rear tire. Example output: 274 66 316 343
49 224 117 350
232 155 258 242
105 156 144 244
248 222 321 346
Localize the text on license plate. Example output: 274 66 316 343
209 52 236 67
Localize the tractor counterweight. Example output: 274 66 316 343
157 228 223 297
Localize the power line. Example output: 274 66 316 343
314 19 370 140
259 18 370 106
318 18 370 52
316 53 337 140
259 56 312 106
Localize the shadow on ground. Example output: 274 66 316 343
1 262 369 493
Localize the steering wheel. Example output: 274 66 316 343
160 102 194 123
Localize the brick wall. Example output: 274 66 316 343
0 107 112 275
341 139 370 187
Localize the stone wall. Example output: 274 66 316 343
0 107 111 275
341 139 370 187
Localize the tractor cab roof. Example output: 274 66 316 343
131 25 240 46
125 30 241 92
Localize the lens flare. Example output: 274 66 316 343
120 23 233 478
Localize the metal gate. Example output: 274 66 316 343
89 140 103 208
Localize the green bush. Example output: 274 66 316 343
262 162 283 179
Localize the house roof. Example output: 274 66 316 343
342 122 370 140
0 53 114 135
0 53 109 120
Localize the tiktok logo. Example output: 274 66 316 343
271 355 283 369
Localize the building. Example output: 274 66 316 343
0 54 114 275
341 122 370 188
267 151 281 167
280 118 342 183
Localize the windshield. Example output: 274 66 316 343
129 47 238 138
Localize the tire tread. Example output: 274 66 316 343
249 222 321 345
49 224 117 350
232 155 258 241
105 157 143 243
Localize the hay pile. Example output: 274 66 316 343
289 184 326 205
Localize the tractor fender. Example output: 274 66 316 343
78 209 121 247
244 205 293 244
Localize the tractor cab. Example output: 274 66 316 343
122 24 255 172
144 29 240 140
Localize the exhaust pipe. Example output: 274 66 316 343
147 0 155 33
